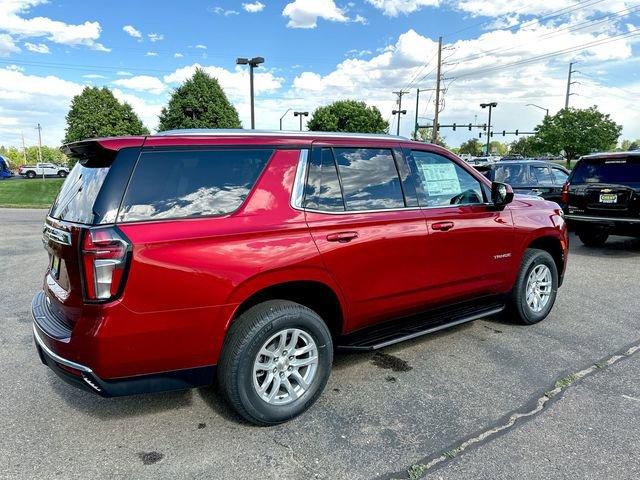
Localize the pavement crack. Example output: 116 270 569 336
380 340 640 480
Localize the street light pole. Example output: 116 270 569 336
293 111 308 131
526 103 549 117
279 108 292 130
480 102 497 156
236 56 265 129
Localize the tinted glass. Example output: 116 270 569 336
304 148 345 211
531 166 554 186
493 164 527 187
49 164 110 224
118 149 272 222
551 167 569 184
334 148 405 210
571 157 640 184
410 151 484 207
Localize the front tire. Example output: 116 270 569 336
26 171 36 179
218 300 333 425
58 170 67 178
578 229 608 247
508 248 558 325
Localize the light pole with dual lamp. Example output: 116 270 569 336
293 111 308 131
236 56 264 129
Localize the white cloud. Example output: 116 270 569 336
243 1 265 13
6 64 24 72
24 41 49 53
145 51 158 57
174 52 184 58
82 73 106 79
352 14 368 25
113 75 165 94
282 0 348 28
112 88 163 132
0 0 107 50
122 24 142 39
0 33 20 56
117 70 133 76
148 32 164 42
211 6 240 16
366 0 439 16
195 44 207 49
163 63 284 96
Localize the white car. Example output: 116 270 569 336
18 162 69 179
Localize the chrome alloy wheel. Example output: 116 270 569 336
526 264 552 313
252 328 319 406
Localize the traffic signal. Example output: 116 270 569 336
515 129 519 135
468 123 472 130
479 133 482 138
502 130 506 136
452 123 457 131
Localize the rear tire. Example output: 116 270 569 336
578 229 608 247
26 171 36 179
508 248 558 325
58 170 67 178
218 300 333 425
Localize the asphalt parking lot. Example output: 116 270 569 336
1 208 639 480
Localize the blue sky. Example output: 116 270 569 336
0 0 639 148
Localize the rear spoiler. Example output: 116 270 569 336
62 137 146 167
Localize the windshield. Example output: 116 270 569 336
49 163 110 224
572 157 640 184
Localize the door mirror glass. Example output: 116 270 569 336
491 181 514 207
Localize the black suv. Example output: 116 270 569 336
563 152 640 246
476 160 569 204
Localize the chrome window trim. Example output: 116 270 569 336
32 323 93 373
291 149 309 209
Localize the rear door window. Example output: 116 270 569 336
551 167 569 185
118 148 272 222
531 166 554 186
333 148 405 211
572 157 640 184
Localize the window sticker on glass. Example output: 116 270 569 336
418 162 462 196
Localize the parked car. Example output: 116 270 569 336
500 154 524 161
467 156 493 166
19 162 69 178
476 160 570 204
562 151 640 246
32 130 568 425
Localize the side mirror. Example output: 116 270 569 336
491 181 514 208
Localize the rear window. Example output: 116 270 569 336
572 157 640 184
49 164 109 224
118 149 272 222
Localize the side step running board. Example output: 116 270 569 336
337 301 505 352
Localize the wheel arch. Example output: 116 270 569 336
526 235 565 282
226 274 347 340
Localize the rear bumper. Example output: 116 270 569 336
32 293 216 397
565 214 640 234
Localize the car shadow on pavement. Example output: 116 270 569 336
49 373 196 420
570 235 640 258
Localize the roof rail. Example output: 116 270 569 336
154 128 409 141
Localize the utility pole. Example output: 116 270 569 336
565 62 576 109
392 90 409 136
431 35 443 144
21 132 27 163
35 123 43 180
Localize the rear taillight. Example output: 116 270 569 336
561 182 569 205
81 227 130 301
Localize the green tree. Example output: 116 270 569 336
458 138 484 156
489 140 508 156
0 145 69 167
619 138 640 151
64 87 149 144
158 68 241 131
534 107 622 167
414 127 448 148
509 136 542 157
307 100 388 133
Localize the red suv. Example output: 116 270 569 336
33 130 568 424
